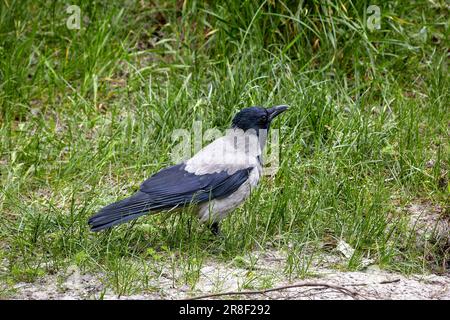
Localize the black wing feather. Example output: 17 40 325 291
88 164 252 231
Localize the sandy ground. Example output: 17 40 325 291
8 250 450 300
5 202 449 300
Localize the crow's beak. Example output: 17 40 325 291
267 105 288 121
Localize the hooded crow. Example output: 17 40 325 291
88 105 288 234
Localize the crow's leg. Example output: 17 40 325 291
209 222 220 236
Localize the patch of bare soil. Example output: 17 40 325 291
406 201 450 271
8 250 450 300
6 202 449 300
406 202 449 247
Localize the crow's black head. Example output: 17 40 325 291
231 105 288 132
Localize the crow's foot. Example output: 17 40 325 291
209 222 220 236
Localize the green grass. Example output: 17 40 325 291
0 0 448 297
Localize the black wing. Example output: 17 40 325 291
88 163 252 231
139 163 252 206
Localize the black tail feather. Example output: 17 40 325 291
88 191 158 231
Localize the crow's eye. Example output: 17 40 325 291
259 115 268 123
